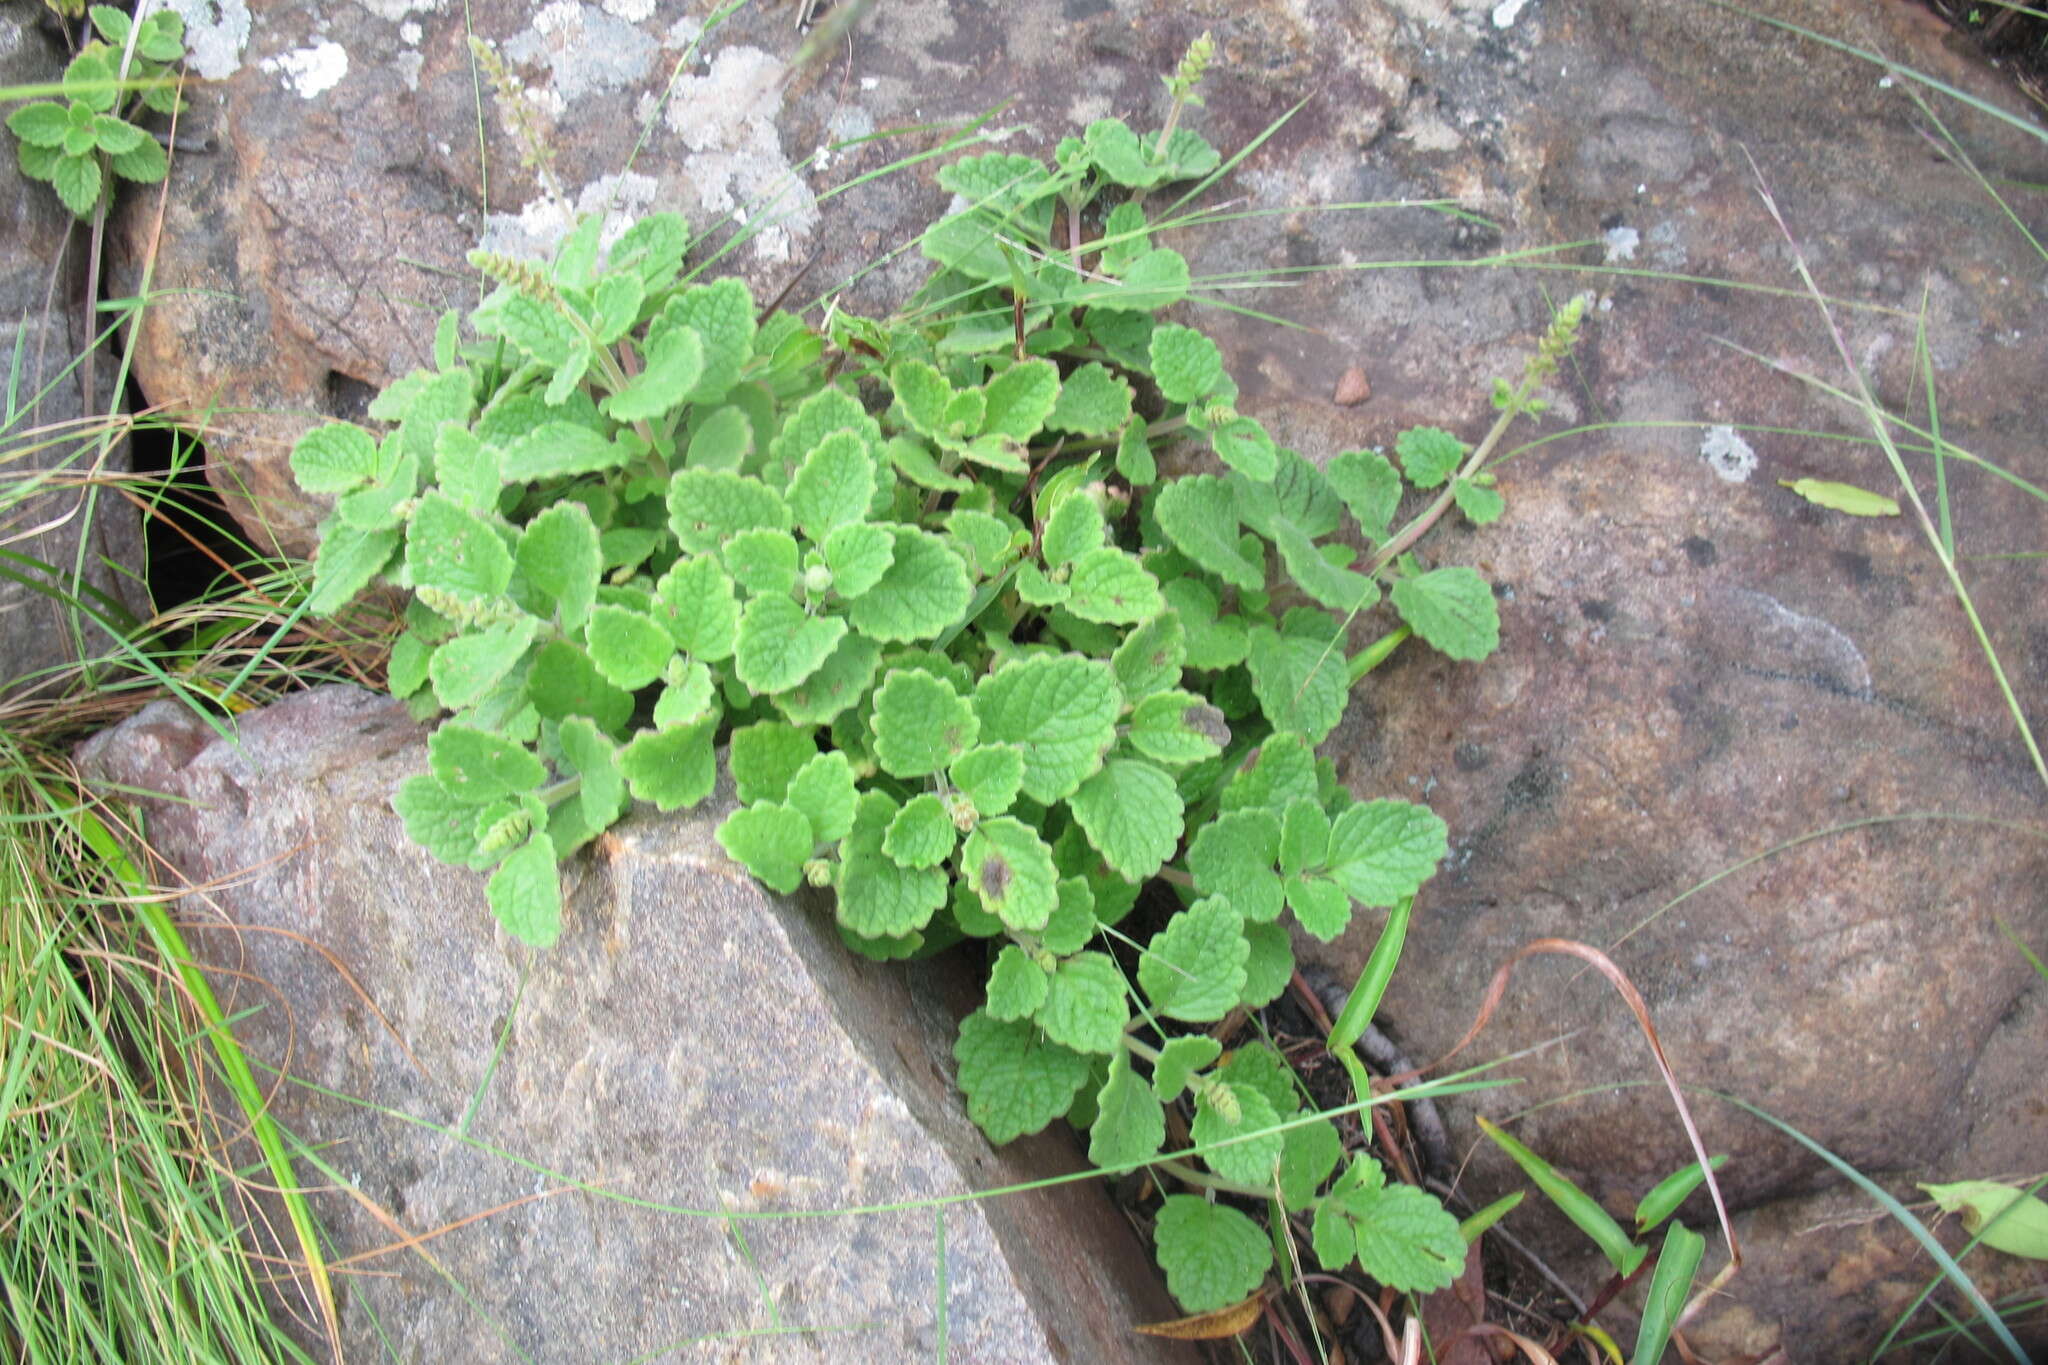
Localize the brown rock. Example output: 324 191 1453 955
1333 364 1371 406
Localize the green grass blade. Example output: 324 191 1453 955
1327 894 1411 1054
1711 1092 2029 1363
1629 1222 1705 1365
1477 1115 1647 1277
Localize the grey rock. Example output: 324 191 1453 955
77 686 1190 1364
0 8 145 694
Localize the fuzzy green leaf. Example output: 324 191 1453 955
408 493 512 603
883 792 956 869
392 774 485 866
1395 426 1466 489
1270 519 1378 612
1128 690 1230 767
1148 324 1225 404
556 716 626 828
973 654 1121 805
663 277 755 404
667 470 790 555
1232 449 1342 540
822 522 894 599
1277 1118 1343 1213
1039 877 1098 955
290 422 382 494
980 358 1060 442
1240 922 1295 1008
1286 874 1351 941
1209 416 1278 482
429 723 545 805
1161 579 1248 671
734 595 846 694
436 427 502 514
583 602 675 690
487 832 561 947
1390 565 1499 661
771 632 881 726
1038 951 1129 1055
1063 548 1161 625
606 323 703 422
872 667 979 778
654 556 740 660
768 384 879 476
526 640 633 732
1327 449 1402 542
949 743 1025 818
1153 1196 1271 1314
6 102 68 149
1220 733 1319 814
843 526 972 643
1325 800 1448 908
1186 810 1283 923
428 616 537 710
721 528 799 598
1138 897 1249 1023
1151 1036 1223 1101
1087 1050 1165 1170
1153 475 1261 591
986 944 1051 1021
962 815 1059 932
501 421 630 483
1046 362 1133 436
618 718 716 811
1452 476 1506 526
1110 611 1186 702
305 523 399 616
1244 626 1347 742
890 359 952 441
1115 420 1156 486
717 802 814 894
50 151 100 216
727 722 817 805
1194 1082 1284 1186
784 751 857 844
1083 247 1188 312
789 428 877 539
954 1010 1091 1145
1040 493 1106 568
1069 759 1182 882
1320 1181 1466 1293
840 791 948 938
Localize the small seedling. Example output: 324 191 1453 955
6 5 185 218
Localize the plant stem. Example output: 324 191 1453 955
1159 1159 1269 1200
1368 375 1535 579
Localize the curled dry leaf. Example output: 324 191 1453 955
1134 1288 1269 1339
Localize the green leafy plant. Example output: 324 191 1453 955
6 5 184 218
285 36 1587 1314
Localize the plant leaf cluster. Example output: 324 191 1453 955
285 53 1580 1315
6 6 184 217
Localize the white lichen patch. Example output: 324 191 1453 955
161 0 251 81
358 0 444 21
1602 225 1639 263
663 46 818 263
261 40 349 99
1700 425 1757 483
399 19 422 44
503 1 656 104
601 0 655 20
476 172 662 262
1492 0 1532 28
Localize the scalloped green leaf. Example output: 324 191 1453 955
717 801 815 894
1069 759 1182 882
1153 475 1261 591
954 1009 1091 1145
962 815 1059 932
1154 1196 1271 1313
844 526 972 643
1138 897 1248 1023
1390 565 1499 662
973 654 1121 805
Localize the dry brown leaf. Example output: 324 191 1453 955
1134 1288 1268 1339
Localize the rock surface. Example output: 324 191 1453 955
77 686 1191 1364
103 0 2048 1354
0 9 145 694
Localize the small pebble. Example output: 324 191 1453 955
1333 364 1370 406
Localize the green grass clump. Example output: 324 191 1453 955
0 739 321 1364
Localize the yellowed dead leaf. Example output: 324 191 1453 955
1776 478 1900 517
1134 1289 1268 1339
